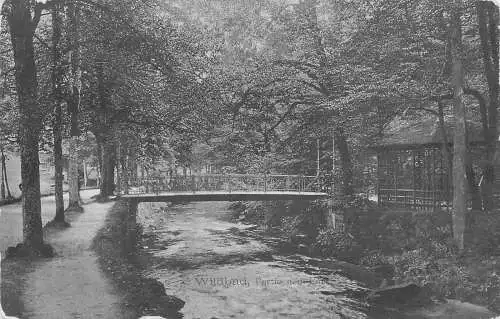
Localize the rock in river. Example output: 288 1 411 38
403 299 497 319
368 283 425 307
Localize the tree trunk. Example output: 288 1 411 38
464 110 481 211
2 152 12 199
96 140 103 189
51 3 65 222
83 159 88 188
466 160 482 211
5 0 44 248
477 1 499 211
67 136 81 209
100 136 116 197
437 100 454 203
450 0 467 251
52 94 65 221
1 150 5 200
334 127 354 200
99 141 106 196
123 153 129 194
129 153 137 180
106 149 115 195
115 136 122 195
66 0 82 210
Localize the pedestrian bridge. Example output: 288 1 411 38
120 174 329 202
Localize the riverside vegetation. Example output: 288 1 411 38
231 197 500 313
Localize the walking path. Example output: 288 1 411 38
1 190 136 319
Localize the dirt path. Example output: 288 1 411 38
2 192 136 319
0 191 85 254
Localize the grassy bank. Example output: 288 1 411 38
91 199 184 318
233 199 500 313
1 256 33 316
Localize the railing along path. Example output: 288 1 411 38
121 174 320 195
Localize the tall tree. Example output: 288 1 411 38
67 0 82 210
476 0 499 210
50 1 67 224
2 0 48 252
450 0 467 251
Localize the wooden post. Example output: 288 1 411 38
116 139 122 196
316 138 320 186
1 150 5 200
332 135 335 195
124 154 129 195
83 159 88 188
412 150 416 209
376 152 381 206
431 149 436 209
394 151 398 204
328 197 336 229
329 134 338 230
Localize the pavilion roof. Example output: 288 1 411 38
372 115 485 149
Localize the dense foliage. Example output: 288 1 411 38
0 2 499 307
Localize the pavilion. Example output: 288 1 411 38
370 116 486 210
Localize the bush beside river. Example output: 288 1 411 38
231 198 500 314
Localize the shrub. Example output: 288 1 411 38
241 201 266 224
314 228 362 262
359 251 390 267
468 213 500 256
281 215 303 237
413 210 453 249
351 209 416 253
389 243 475 300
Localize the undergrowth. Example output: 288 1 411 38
233 198 500 312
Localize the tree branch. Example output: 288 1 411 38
34 34 51 51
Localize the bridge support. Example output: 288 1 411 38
327 197 345 231
124 199 138 251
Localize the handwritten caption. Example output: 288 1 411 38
191 276 329 288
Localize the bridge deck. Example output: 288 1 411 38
121 191 329 202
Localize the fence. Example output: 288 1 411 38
122 174 320 195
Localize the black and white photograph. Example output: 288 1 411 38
1 0 500 318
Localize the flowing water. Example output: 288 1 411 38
136 202 499 319
137 202 369 319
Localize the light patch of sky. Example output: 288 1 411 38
260 8 271 20
0 0 3 33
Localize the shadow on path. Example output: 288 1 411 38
1 190 138 319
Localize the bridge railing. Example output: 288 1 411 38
121 174 320 195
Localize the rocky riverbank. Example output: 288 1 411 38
231 200 499 319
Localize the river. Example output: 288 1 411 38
136 201 498 319
137 201 370 319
